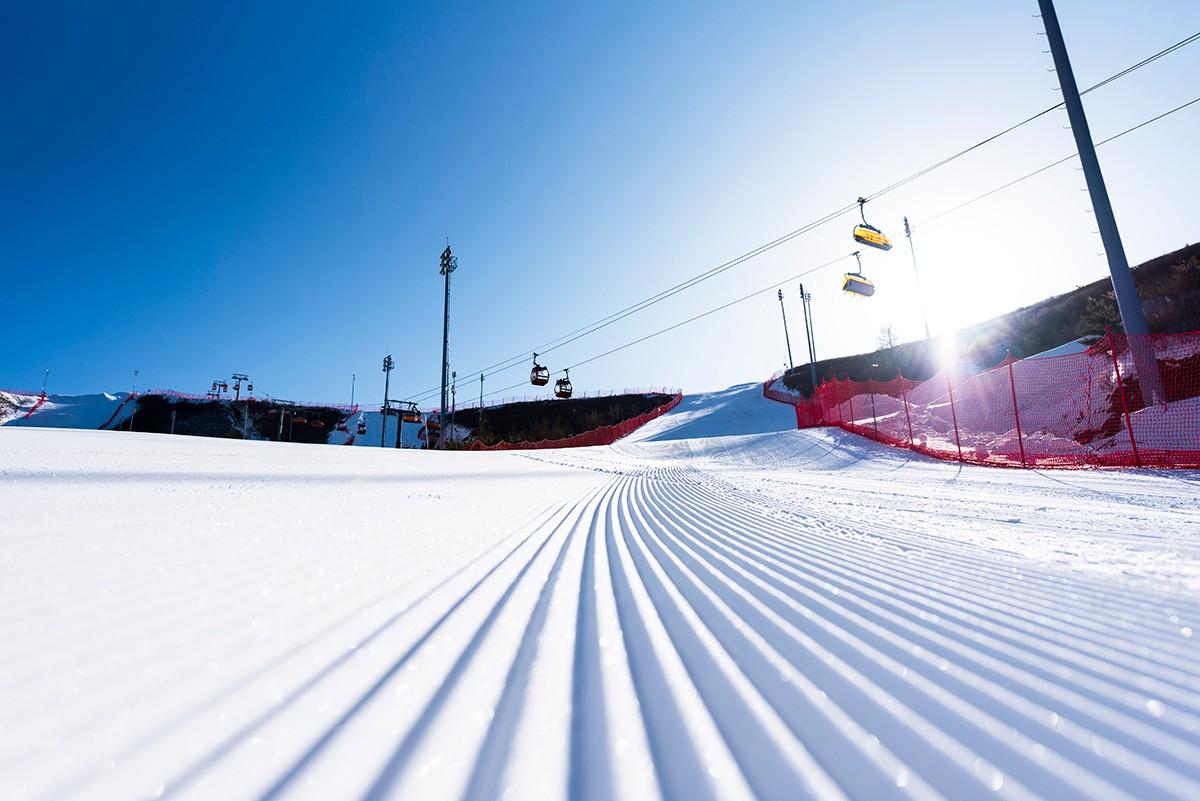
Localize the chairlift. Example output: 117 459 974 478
356 417 367 436
842 251 876 298
554 369 573 399
852 196 892 251
400 401 422 424
530 353 550 386
335 419 348 432
295 416 308 425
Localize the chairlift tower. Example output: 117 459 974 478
438 244 457 449
1037 0 1161 400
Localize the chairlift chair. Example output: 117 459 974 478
554 369 573 399
842 250 876 297
852 197 893 251
530 353 550 386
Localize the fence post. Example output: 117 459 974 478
945 370 963 462
1007 360 1027 468
869 387 879 439
1109 336 1142 468
847 388 855 432
901 388 914 447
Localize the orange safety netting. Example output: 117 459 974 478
764 332 1200 468
469 393 683 451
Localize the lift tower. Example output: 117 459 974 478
1038 0 1161 399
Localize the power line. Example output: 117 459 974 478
400 30 1200 403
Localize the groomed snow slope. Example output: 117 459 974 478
2 383 1199 801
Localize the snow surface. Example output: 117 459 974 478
0 391 134 429
2 382 1199 801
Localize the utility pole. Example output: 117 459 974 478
478 372 484 437
777 289 794 370
381 354 394 448
903 217 932 340
129 369 139 431
799 283 819 393
1037 0 1161 401
438 244 457 449
350 373 356 409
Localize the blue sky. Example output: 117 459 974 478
2 1 1198 405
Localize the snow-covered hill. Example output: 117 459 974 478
2 382 1198 801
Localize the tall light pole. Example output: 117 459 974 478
438 244 457 448
381 354 394 448
129 369 139 431
903 217 932 340
777 289 794 371
350 373 356 409
450 370 457 445
1037 0 1161 400
799 283 819 394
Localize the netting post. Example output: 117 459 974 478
901 388 914 447
1109 337 1142 468
1007 359 1027 468
946 370 963 461
847 389 855 432
869 388 878 439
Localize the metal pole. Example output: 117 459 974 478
439 245 457 449
129 369 139 431
170 408 177 436
381 354 393 448
777 289 794 370
799 283 818 394
903 217 932 340
40 368 50 399
479 373 484 435
1038 0 1161 401
450 370 457 446
350 373 356 409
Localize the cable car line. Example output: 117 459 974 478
461 91 1200 406
913 93 1200 231
396 32 1200 405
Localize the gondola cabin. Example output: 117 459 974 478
554 376 573 399
530 353 550 386
842 273 876 297
852 224 892 251
402 410 421 424
356 419 367 436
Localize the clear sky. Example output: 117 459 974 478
2 1 1198 405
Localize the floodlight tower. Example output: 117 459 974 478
438 244 458 448
381 354 394 448
777 289 794 371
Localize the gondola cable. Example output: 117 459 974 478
399 33 1200 403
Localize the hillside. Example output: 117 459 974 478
444 392 677 446
782 242 1200 395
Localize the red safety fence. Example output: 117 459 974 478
764 332 1200 469
469 393 684 451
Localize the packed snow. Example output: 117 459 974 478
0 390 134 429
2 381 1198 801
